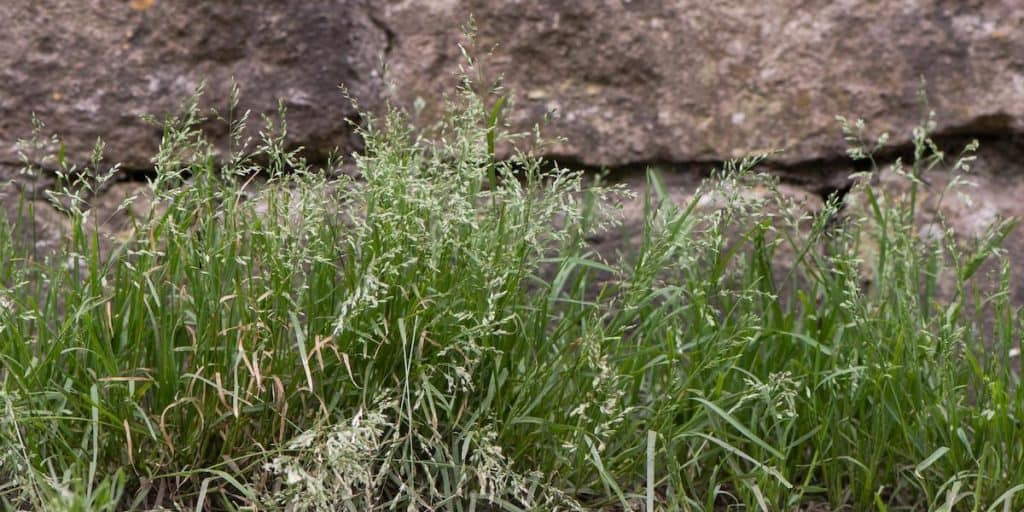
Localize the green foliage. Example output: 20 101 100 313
0 74 1021 511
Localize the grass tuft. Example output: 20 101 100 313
0 69 1021 511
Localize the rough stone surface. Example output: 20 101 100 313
3 1 1022 173
0 0 388 169
382 1 1024 167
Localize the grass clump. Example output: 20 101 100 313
0 72 1022 510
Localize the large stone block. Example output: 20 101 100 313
0 0 388 168
382 1 1024 166
3 2 1022 173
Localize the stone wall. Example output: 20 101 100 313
3 0 1024 299
3 1 1022 169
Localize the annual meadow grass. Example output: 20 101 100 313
0 72 1022 510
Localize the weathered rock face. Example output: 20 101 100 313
381 1 1024 166
3 1 1022 172
0 0 387 169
